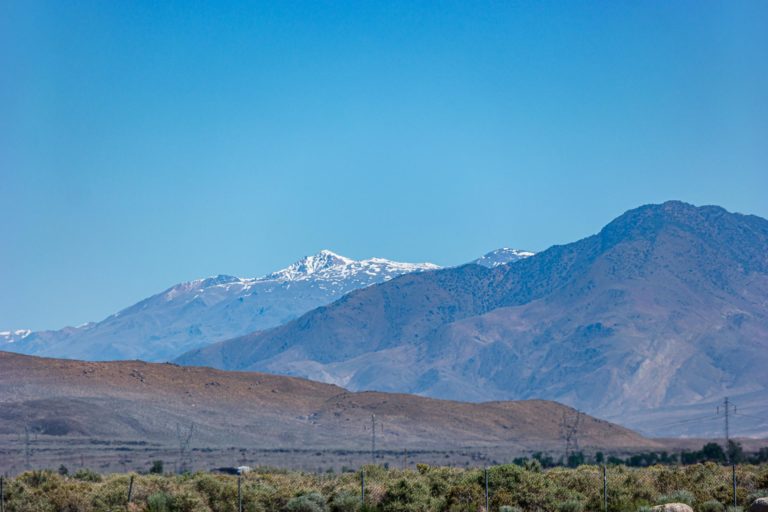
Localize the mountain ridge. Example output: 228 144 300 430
177 201 768 437
1 248 535 361
0 251 440 362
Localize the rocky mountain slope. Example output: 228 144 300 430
0 251 438 362
0 351 655 453
177 202 768 437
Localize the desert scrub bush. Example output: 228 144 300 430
1 463 765 512
700 500 725 512
557 499 585 512
748 489 768 502
657 489 695 506
18 469 58 489
285 491 329 512
193 472 239 510
444 480 484 512
47 479 96 512
147 491 173 512
424 466 461 499
89 473 137 511
73 468 102 482
379 477 433 512
329 489 359 512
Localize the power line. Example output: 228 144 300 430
733 411 767 421
652 414 721 429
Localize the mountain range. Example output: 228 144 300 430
176 202 768 438
0 249 532 362
0 252 439 361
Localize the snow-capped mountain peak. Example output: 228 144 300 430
473 248 535 268
263 250 437 282
0 329 31 344
0 251 441 362
265 250 354 281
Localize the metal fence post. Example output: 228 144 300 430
238 474 243 512
127 475 134 507
361 468 366 509
485 466 489 511
732 464 737 508
603 464 608 512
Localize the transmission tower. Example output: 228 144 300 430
717 397 736 461
176 422 195 473
559 410 582 464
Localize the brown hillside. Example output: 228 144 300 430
0 351 657 452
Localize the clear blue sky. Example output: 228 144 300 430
1 1 767 331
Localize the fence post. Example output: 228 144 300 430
603 464 608 512
238 474 243 512
485 466 489 511
361 468 366 509
127 475 134 507
732 464 737 508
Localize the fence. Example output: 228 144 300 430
0 463 765 511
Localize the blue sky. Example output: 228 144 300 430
1 1 767 331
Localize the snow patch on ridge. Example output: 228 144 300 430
473 248 535 268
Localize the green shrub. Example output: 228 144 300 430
658 489 695 506
445 481 483 512
286 491 328 512
499 506 522 512
73 468 102 482
700 500 725 512
380 477 432 512
329 490 360 512
557 499 585 512
147 491 173 512
18 469 57 488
